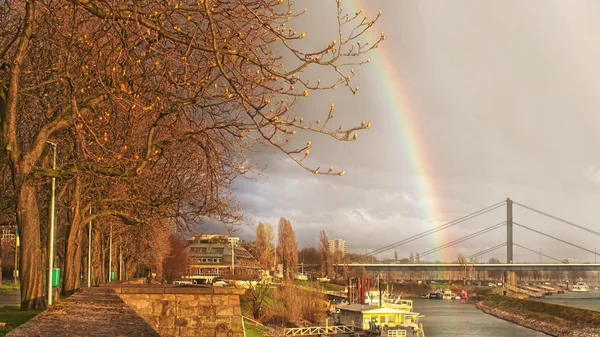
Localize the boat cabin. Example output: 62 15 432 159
336 304 411 331
384 299 413 312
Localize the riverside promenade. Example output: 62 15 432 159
7 287 160 337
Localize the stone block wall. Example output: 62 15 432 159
111 285 246 337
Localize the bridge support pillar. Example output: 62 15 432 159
506 271 517 287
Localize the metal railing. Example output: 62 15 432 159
184 272 222 277
387 330 407 337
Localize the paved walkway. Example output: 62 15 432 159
0 291 20 308
7 287 160 337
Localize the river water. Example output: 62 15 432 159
412 299 548 337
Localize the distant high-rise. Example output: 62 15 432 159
328 239 347 257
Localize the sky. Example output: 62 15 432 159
209 0 600 263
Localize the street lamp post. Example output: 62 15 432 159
46 141 57 306
109 224 112 282
88 207 92 287
13 228 19 285
119 237 123 281
231 240 235 276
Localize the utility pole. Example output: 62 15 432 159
88 207 92 287
47 141 57 307
378 274 382 307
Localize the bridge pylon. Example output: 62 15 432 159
506 198 516 286
507 198 513 263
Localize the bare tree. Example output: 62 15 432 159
0 0 381 309
277 218 298 281
319 230 333 278
162 234 189 283
251 222 275 270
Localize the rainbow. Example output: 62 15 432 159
345 0 449 261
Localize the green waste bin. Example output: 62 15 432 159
46 268 60 288
110 272 115 281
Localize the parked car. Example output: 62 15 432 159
295 273 308 281
173 279 193 285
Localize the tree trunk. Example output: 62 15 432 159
62 231 82 295
91 225 102 285
16 183 47 310
62 177 83 296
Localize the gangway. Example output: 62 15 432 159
284 325 354 336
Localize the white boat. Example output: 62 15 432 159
571 281 589 292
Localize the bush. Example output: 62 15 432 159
263 285 328 326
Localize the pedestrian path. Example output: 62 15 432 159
6 287 159 336
0 291 20 308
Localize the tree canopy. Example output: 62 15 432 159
0 0 381 309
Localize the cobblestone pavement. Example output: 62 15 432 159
7 287 160 337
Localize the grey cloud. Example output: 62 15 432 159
213 0 600 264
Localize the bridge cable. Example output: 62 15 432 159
410 221 506 261
514 222 600 257
513 243 564 263
467 243 507 261
353 200 507 260
513 201 600 237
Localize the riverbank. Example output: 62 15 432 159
477 295 600 337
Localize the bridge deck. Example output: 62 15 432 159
335 263 600 272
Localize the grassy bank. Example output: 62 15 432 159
484 295 600 326
0 284 19 293
244 321 269 337
0 306 41 337
241 283 329 327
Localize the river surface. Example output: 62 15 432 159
412 299 548 337
531 289 600 311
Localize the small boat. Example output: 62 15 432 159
428 292 442 299
572 281 590 292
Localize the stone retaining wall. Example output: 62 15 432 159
110 285 246 337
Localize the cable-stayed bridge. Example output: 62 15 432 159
334 198 600 283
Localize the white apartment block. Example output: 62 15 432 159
328 239 347 257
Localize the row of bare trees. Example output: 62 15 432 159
250 221 349 280
1 0 381 309
249 218 299 281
